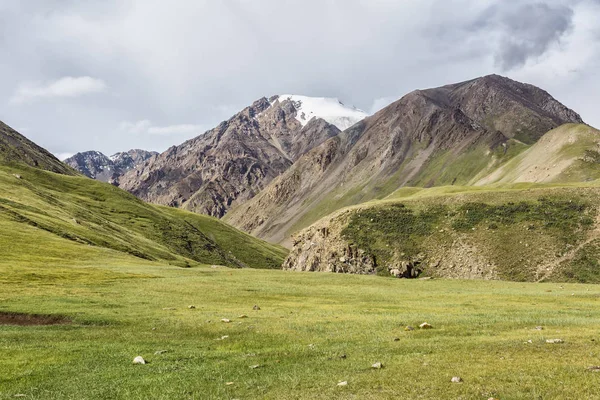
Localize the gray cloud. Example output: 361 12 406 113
0 1 598 156
472 3 575 70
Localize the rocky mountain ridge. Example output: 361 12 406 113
118 95 365 217
224 75 584 245
64 149 158 184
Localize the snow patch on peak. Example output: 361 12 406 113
276 95 368 131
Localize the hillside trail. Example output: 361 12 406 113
536 211 600 282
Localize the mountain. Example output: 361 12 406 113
64 149 158 184
0 120 76 175
0 124 287 269
224 75 584 245
118 95 366 217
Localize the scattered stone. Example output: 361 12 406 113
372 362 383 369
393 337 400 341
215 335 229 341
534 326 543 330
419 277 433 280
188 305 196 309
337 381 348 387
419 322 433 329
339 257 346 263
339 354 347 359
221 318 231 323
133 356 146 365
587 366 600 372
12 174 21 179
451 376 463 383
225 382 234 385
249 364 262 369
253 305 261 311
154 350 168 355
526 340 533 344
238 314 248 319
162 307 176 310
546 339 564 344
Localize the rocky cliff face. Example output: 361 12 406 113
64 149 157 183
0 120 75 175
118 96 354 217
224 75 584 245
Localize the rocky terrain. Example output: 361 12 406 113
64 149 157 184
118 96 362 217
0 120 76 175
224 75 584 245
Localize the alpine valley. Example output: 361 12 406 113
59 75 600 283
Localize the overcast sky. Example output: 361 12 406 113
1 0 599 159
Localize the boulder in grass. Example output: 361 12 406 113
419 322 433 329
133 356 146 365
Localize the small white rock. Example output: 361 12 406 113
133 356 146 365
419 322 433 329
337 381 348 386
371 362 383 369
546 339 564 344
221 318 231 323
451 376 463 383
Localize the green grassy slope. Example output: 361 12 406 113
476 124 600 185
0 164 287 269
2 262 600 399
286 182 600 283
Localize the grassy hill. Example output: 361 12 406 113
284 182 600 283
0 163 287 270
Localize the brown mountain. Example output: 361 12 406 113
0 120 75 175
224 75 584 245
118 96 346 217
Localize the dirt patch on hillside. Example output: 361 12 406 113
0 312 71 326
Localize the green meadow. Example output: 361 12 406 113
2 260 600 399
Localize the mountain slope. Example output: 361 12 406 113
0 120 76 175
476 124 600 185
0 163 286 269
65 149 158 183
225 75 584 245
119 96 364 217
283 183 600 283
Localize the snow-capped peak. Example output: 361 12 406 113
275 95 368 131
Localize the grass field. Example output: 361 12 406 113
2 260 600 399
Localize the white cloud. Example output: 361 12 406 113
119 120 204 136
54 152 74 161
10 76 107 104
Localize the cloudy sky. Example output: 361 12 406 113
1 0 599 159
